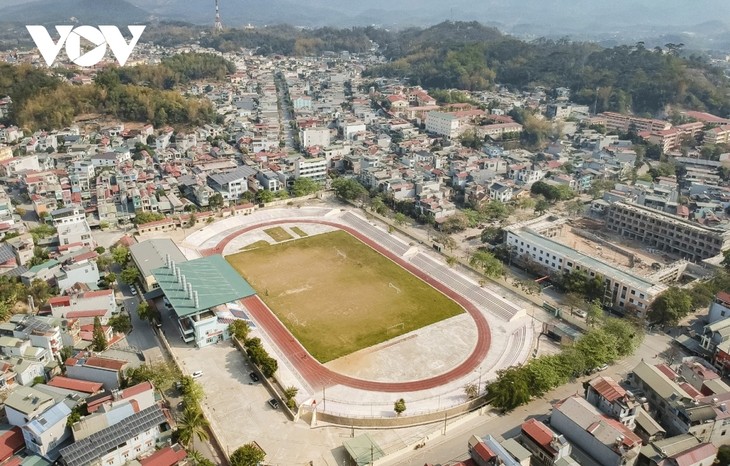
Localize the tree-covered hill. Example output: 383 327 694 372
364 24 730 116
0 53 233 130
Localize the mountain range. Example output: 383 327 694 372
0 0 728 48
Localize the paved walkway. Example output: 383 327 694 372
181 206 535 417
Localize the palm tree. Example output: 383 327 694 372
176 407 210 448
186 449 215 466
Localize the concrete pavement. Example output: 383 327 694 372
389 330 678 466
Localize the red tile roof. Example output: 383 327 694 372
522 419 554 450
656 364 678 380
0 427 24 462
84 357 126 371
717 291 730 306
65 309 108 319
83 289 113 298
589 376 626 402
673 443 717 466
471 442 495 462
122 381 153 398
48 296 71 306
139 444 187 466
47 376 103 394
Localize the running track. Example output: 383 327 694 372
202 219 491 393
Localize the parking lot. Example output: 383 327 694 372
160 312 357 465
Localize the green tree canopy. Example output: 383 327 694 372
230 443 266 466
291 177 320 197
331 177 367 201
92 316 108 352
649 287 692 325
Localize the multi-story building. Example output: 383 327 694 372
300 127 331 148
600 112 671 133
294 157 327 181
21 401 72 460
48 289 116 324
704 125 730 145
65 355 127 390
504 216 667 315
638 434 717 466
59 405 170 466
605 202 730 262
425 111 461 138
207 165 259 201
585 376 639 429
151 254 258 347
550 395 642 466
129 239 187 293
519 419 573 466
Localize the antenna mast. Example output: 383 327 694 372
214 0 223 32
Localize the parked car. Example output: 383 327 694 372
574 309 587 318
267 398 279 409
249 372 260 382
129 286 137 296
191 370 203 379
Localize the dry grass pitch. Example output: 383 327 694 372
227 230 464 363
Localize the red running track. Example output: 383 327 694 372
204 219 491 392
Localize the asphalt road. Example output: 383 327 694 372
392 330 677 466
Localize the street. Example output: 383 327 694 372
391 329 676 466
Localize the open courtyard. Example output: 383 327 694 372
227 230 465 363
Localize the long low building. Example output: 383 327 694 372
152 254 256 347
505 217 667 317
605 201 730 262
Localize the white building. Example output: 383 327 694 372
207 165 259 201
22 402 72 459
57 221 94 249
342 121 367 140
425 112 460 138
294 157 327 181
504 216 667 315
300 127 331 148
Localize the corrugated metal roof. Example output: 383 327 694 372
59 405 165 466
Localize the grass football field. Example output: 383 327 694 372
227 230 464 362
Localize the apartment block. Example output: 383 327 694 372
600 112 671 133
294 157 327 181
605 202 730 262
504 216 667 315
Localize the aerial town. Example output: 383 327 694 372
0 10 729 466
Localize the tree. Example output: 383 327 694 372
291 177 320 197
565 199 584 217
649 287 692 325
186 213 197 228
136 301 153 322
370 196 386 215
394 398 406 415
480 226 503 244
481 201 512 221
331 177 367 201
393 213 407 226
260 355 278 378
132 211 166 225
255 189 274 204
108 314 131 334
105 272 117 288
187 450 216 466
15 207 26 217
120 267 140 285
94 246 105 254
440 213 469 233
585 300 604 327
228 320 250 342
487 366 531 411
470 250 504 278
717 445 730 466
230 443 265 466
464 382 478 399
534 199 550 215
92 316 108 351
602 318 643 357
125 361 180 392
177 406 210 448
563 292 586 315
284 386 298 409
208 193 224 209
435 233 457 252
96 255 112 272
111 246 129 266
574 328 619 369
28 278 52 305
